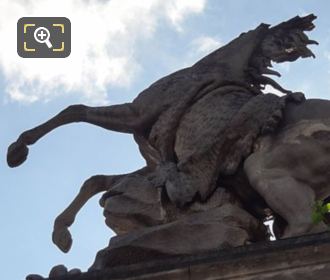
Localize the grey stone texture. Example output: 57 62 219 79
8 14 330 279
37 231 330 280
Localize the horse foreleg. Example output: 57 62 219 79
52 174 124 253
7 103 140 167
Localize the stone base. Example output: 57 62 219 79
45 231 330 280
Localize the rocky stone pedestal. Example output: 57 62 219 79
45 231 330 280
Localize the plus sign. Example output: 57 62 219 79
37 30 47 40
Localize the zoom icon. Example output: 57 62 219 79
17 17 71 58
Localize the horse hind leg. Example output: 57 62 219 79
244 154 328 238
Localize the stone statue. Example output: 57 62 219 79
7 14 329 275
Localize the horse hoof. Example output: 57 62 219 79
52 227 73 253
7 141 29 167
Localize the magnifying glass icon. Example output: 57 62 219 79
34 27 53 48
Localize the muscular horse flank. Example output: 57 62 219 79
8 14 327 260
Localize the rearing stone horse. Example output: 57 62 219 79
8 14 327 256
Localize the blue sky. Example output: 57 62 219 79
1 1 330 279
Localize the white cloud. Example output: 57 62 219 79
0 0 206 104
165 0 206 32
192 36 222 55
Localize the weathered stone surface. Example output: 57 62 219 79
68 269 81 276
49 265 68 278
42 231 330 280
26 274 44 280
92 203 261 269
8 14 330 279
102 174 165 235
244 115 330 238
